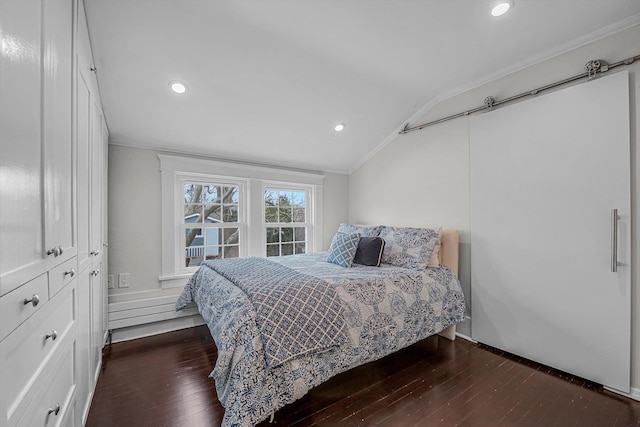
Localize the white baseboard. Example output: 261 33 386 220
108 294 205 343
604 385 640 402
110 314 205 343
455 332 477 343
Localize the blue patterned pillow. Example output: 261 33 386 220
326 232 361 267
379 226 440 270
338 223 382 237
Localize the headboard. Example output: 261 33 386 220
440 228 459 276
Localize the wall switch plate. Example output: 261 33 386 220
107 274 115 289
118 273 130 288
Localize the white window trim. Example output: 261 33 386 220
159 154 324 289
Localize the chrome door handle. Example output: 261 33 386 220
47 403 60 416
90 250 100 256
23 294 40 307
45 329 58 341
64 268 75 277
90 269 100 276
47 245 64 257
611 209 620 273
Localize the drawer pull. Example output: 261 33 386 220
23 294 40 307
45 330 58 341
64 268 75 277
90 269 100 276
90 249 100 256
48 403 60 416
47 245 64 257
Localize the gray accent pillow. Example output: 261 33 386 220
353 237 386 267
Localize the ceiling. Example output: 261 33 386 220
84 1 640 173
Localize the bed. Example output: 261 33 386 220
176 225 466 427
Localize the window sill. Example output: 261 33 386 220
159 273 192 289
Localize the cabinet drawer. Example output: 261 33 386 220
16 343 75 427
0 273 49 341
49 258 77 298
0 282 76 425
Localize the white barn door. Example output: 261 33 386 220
470 71 631 393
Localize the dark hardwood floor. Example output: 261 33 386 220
86 326 640 426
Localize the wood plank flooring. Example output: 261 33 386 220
86 326 640 426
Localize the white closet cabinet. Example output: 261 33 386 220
0 0 108 426
0 0 76 297
0 0 79 426
75 0 108 424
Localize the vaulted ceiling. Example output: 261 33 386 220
84 1 640 173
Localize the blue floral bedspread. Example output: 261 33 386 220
176 252 466 427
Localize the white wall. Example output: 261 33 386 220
108 144 349 302
349 25 640 393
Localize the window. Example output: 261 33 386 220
264 188 309 256
183 182 241 267
160 154 324 288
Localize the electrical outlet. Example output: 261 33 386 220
107 274 115 289
118 273 130 288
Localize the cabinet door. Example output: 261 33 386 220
76 267 92 424
90 100 104 268
0 0 45 294
77 64 92 272
90 264 103 384
101 122 110 337
43 0 75 266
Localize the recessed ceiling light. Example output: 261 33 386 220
491 0 513 17
170 81 187 94
334 123 345 132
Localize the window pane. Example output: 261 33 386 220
223 206 238 222
265 190 277 206
223 228 239 244
292 208 305 223
292 191 305 207
186 227 202 247
185 251 204 267
184 204 201 220
281 243 294 256
278 191 292 206
281 227 293 242
222 186 238 204
203 204 222 222
294 227 305 242
295 242 306 254
223 245 239 258
266 244 279 257
279 207 292 223
265 207 278 223
204 246 221 259
204 205 222 224
185 227 203 267
202 227 219 246
266 227 279 243
184 183 202 203
202 185 220 203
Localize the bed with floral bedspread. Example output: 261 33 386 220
176 248 466 427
